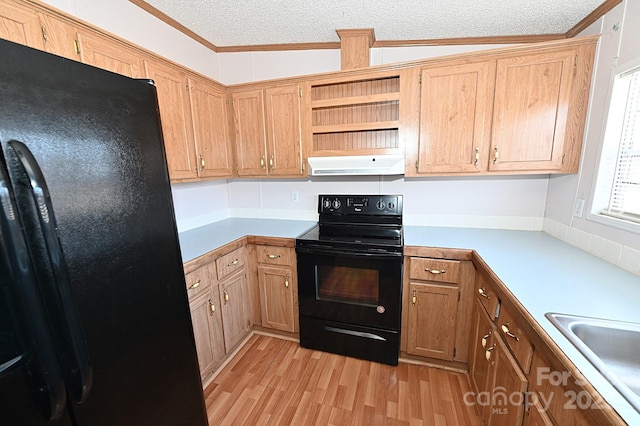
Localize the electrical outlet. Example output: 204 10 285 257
291 190 299 202
574 198 585 218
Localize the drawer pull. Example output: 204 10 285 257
478 287 490 299
189 280 201 290
223 290 229 303
208 299 215 314
501 323 520 341
426 268 446 275
268 254 281 259
412 289 417 305
227 259 239 267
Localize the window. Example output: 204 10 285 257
592 60 640 231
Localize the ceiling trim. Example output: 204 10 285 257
566 0 622 38
129 0 619 53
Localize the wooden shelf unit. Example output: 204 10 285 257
309 75 401 155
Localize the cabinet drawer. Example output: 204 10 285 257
215 247 246 280
497 304 534 374
185 264 211 301
256 245 293 266
475 271 499 320
410 258 461 283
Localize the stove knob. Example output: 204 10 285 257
322 198 332 209
332 199 341 209
376 199 386 210
387 202 395 210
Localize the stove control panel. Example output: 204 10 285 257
319 194 402 215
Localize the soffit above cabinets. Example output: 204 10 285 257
132 0 615 51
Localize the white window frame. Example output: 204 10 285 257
589 57 640 234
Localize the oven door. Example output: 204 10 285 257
296 244 403 330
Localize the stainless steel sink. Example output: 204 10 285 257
546 313 640 413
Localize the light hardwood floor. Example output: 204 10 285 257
204 334 482 425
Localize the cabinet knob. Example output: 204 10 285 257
223 290 229 303
412 289 416 305
493 146 499 164
285 276 289 288
260 156 265 168
269 155 274 170
208 299 215 314
199 155 205 171
474 146 479 167
501 323 520 341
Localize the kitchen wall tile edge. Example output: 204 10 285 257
544 218 640 277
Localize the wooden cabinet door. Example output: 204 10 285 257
490 49 576 172
487 333 528 426
264 85 303 176
407 282 459 360
219 270 251 352
145 60 198 181
37 12 78 60
186 264 224 382
187 76 233 178
232 89 267 176
258 265 295 332
417 61 495 174
76 30 144 77
469 299 494 420
0 0 45 49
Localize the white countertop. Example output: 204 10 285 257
178 220 640 424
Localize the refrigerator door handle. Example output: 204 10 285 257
8 141 93 404
1 156 68 420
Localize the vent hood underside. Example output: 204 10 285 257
308 155 405 176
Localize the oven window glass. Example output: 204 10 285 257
316 264 379 305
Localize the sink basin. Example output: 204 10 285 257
546 313 640 413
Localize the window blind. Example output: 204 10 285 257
605 67 640 223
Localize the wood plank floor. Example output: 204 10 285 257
204 334 482 425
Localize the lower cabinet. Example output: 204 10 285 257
256 244 298 333
469 298 528 425
404 254 475 363
185 263 225 381
218 269 252 352
184 245 252 386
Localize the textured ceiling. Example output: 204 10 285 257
141 0 607 47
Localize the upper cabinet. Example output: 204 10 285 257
1 0 598 180
408 39 596 176
489 49 576 172
415 61 495 174
145 61 233 181
77 31 145 78
231 84 303 177
0 0 45 49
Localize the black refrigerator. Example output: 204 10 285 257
0 39 208 425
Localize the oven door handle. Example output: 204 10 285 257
296 245 403 259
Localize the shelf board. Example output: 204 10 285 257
310 93 400 109
311 121 400 134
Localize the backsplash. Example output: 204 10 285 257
544 218 640 277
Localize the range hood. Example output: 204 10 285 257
308 155 405 176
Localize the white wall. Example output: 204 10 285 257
545 0 640 251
